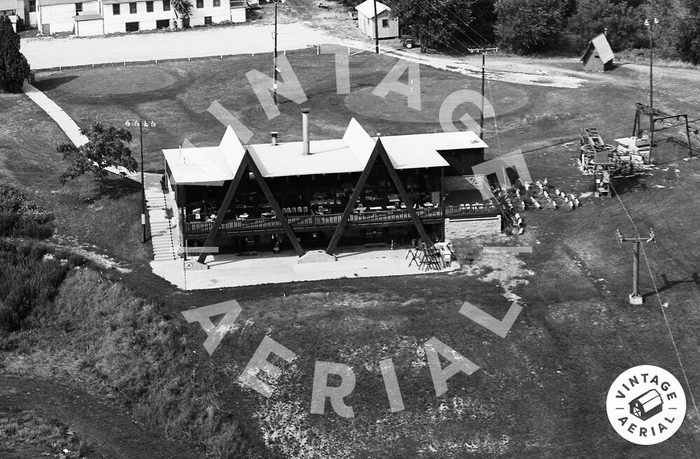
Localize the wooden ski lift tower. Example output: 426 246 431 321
617 228 656 305
632 103 694 161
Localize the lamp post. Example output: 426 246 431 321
644 18 659 109
125 119 157 244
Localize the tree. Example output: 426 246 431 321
566 0 644 51
58 122 138 185
171 0 193 22
385 0 476 51
494 0 568 54
0 16 30 93
673 1 700 64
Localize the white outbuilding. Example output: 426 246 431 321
355 0 398 40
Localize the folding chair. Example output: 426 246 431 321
407 247 423 268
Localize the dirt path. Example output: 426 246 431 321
0 375 199 458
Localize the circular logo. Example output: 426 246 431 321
606 365 686 445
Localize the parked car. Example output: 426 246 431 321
401 35 418 49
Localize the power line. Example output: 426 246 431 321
609 182 700 424
423 0 497 48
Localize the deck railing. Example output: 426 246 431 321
185 204 500 236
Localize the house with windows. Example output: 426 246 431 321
0 0 28 32
33 0 245 36
36 0 99 35
355 0 398 40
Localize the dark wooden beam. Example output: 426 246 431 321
326 139 434 254
196 159 249 264
244 154 305 256
377 140 432 247
325 144 379 254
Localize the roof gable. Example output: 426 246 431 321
581 33 614 64
355 0 389 19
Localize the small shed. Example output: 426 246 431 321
355 0 398 40
581 33 614 72
629 388 663 421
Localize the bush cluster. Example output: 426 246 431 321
0 241 88 333
0 185 55 239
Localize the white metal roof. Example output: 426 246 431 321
582 33 614 64
381 130 489 167
355 0 389 19
249 138 366 177
163 126 245 186
163 120 486 184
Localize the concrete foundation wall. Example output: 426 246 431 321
445 216 501 240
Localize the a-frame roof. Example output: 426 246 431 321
163 119 487 185
581 33 614 64
355 0 390 19
163 126 245 186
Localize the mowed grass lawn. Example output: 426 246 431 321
0 94 150 265
7 51 700 456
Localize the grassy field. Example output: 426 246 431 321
2 49 700 457
0 94 150 265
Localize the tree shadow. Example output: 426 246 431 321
643 272 700 298
93 175 141 201
33 75 80 92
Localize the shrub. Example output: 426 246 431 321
0 15 31 93
0 184 55 239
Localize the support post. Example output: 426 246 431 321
373 0 379 54
617 229 655 305
140 122 146 244
480 53 485 139
685 114 693 158
632 240 640 298
273 0 278 106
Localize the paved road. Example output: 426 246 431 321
0 375 199 458
23 22 349 70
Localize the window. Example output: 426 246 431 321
382 18 389 28
113 3 120 15
162 0 170 10
125 21 139 31
129 2 137 13
29 0 36 12
204 16 212 24
146 1 153 11
75 2 82 14
196 0 203 8
213 0 219 6
156 18 170 28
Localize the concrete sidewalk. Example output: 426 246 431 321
153 248 458 290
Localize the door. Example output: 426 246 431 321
42 23 50 35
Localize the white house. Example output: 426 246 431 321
36 0 246 36
36 0 99 35
355 0 397 40
0 0 29 30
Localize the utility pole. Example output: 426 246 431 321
617 228 656 305
125 119 156 244
468 47 498 139
373 0 379 54
644 18 658 109
273 0 279 106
